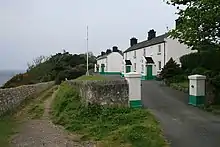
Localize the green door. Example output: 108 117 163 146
101 64 105 74
126 66 131 73
146 65 153 79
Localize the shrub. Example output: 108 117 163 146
160 58 182 80
180 51 220 72
191 67 208 75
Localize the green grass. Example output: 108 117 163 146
51 83 168 147
0 116 17 147
76 75 107 81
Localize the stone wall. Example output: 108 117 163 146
0 82 54 116
68 80 129 107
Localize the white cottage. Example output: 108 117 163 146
96 47 123 75
122 29 194 80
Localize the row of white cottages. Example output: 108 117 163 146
95 29 194 80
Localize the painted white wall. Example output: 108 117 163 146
165 38 196 65
97 58 107 72
107 52 123 73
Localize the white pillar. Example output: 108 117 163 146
94 64 97 72
188 74 206 106
125 72 142 108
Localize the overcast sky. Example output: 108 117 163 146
0 0 177 70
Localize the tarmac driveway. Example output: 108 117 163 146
142 80 220 147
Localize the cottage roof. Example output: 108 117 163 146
124 33 169 53
96 51 123 61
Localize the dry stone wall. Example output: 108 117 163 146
0 82 54 116
68 80 129 107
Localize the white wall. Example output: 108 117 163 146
97 58 107 72
107 52 123 72
165 38 195 65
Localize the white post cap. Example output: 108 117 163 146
124 72 141 78
188 74 206 80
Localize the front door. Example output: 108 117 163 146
101 64 105 73
146 65 153 79
126 66 131 73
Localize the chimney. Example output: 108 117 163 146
148 29 156 40
130 38 138 47
112 46 118 52
101 51 105 56
175 18 182 29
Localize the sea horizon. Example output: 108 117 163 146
0 69 25 87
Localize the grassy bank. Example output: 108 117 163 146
0 116 17 147
51 83 167 147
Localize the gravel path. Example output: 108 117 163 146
142 81 220 147
11 89 94 147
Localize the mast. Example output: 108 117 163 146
86 26 89 76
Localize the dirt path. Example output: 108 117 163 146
142 81 220 147
10 88 93 147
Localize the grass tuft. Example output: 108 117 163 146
51 83 167 147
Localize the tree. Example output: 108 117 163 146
160 58 182 80
166 0 220 51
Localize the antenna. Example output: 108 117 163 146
86 26 89 76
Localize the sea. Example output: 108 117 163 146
0 70 24 87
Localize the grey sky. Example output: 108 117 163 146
0 0 177 70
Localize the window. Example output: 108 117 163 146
143 49 146 56
158 61 162 70
158 45 161 53
134 51 136 59
134 63 137 71
141 64 144 73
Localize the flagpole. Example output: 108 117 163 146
86 26 89 76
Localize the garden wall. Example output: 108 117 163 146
0 82 54 116
68 80 129 107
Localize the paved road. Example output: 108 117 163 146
142 80 220 147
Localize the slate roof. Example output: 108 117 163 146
145 57 154 64
96 52 123 61
96 54 108 60
125 60 132 65
124 33 169 53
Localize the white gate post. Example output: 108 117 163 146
125 72 142 108
94 64 97 72
188 74 206 106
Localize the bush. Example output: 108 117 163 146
191 67 208 75
180 51 220 72
160 58 183 80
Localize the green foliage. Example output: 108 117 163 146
180 51 220 71
3 52 96 88
51 83 167 147
0 117 17 147
160 58 182 80
167 0 220 51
